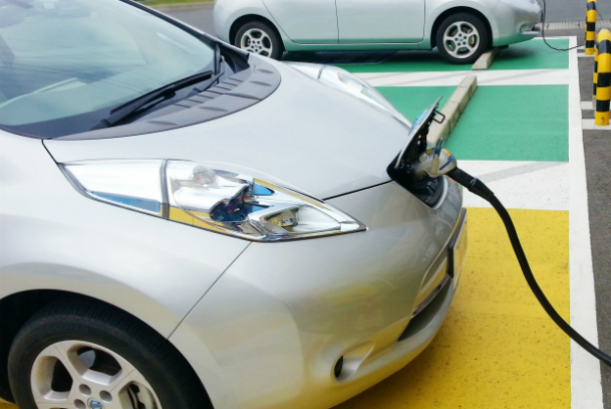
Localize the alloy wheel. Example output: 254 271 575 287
30 340 162 409
442 21 480 60
239 28 274 57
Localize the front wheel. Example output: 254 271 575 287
435 13 489 64
8 299 211 409
235 21 284 60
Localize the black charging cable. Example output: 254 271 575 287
540 0 585 51
448 167 611 367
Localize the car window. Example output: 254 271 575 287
0 0 215 137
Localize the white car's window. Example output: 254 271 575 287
0 0 215 137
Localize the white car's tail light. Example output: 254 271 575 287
62 160 366 242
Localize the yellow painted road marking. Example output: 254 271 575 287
335 208 570 409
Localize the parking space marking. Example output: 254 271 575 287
356 68 569 87
336 208 570 409
582 119 611 130
447 85 568 162
581 101 594 110
459 160 569 210
567 36 604 409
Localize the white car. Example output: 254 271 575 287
0 1 466 409
214 0 542 63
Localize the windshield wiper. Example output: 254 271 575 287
91 69 214 130
192 43 225 93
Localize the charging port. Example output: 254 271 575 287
387 164 445 207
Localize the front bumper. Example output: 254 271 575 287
492 0 543 46
520 23 542 37
171 179 465 409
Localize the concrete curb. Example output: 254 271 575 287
472 48 499 70
427 75 478 144
148 2 213 12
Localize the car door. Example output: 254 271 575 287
336 0 425 43
262 0 338 44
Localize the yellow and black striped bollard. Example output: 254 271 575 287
586 0 597 55
596 29 611 126
593 40 599 107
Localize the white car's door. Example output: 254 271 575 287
262 0 338 44
336 0 425 43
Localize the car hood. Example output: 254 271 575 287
44 59 412 199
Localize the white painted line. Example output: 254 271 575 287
356 69 569 87
568 36 604 409
582 119 611 130
459 160 569 211
581 101 594 110
532 36 579 41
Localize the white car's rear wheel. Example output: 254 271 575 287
436 13 489 64
235 21 284 60
8 299 211 409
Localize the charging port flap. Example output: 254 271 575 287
387 97 446 206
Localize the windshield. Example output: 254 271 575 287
0 0 215 138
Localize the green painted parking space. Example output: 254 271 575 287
377 86 456 121
446 85 568 162
490 39 569 70
376 84 568 163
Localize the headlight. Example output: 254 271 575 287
62 160 366 242
318 66 410 125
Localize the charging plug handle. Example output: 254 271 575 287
448 167 611 367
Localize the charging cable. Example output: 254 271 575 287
449 167 611 367
392 101 611 367
540 0 585 51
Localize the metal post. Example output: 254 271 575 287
596 29 611 126
586 0 597 55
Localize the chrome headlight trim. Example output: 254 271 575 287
62 160 366 242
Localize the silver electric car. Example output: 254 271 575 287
0 1 467 409
214 0 543 63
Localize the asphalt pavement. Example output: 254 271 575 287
575 32 611 408
546 0 611 22
160 4 611 408
165 6 216 37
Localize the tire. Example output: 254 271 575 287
8 299 211 409
435 13 489 64
235 21 284 60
